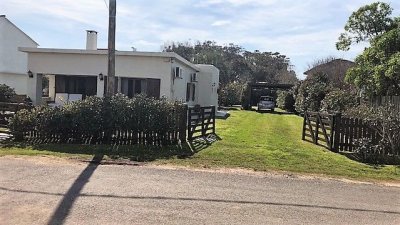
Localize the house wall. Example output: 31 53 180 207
171 61 198 105
0 72 27 94
27 52 175 100
196 64 219 108
0 16 38 94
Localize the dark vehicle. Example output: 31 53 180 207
257 96 275 112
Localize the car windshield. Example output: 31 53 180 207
260 97 273 101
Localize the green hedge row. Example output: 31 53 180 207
9 94 187 145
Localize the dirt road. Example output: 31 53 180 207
1 156 399 225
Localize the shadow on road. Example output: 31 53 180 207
46 154 104 225
1 185 399 216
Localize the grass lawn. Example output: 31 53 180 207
1 109 399 181
161 109 400 181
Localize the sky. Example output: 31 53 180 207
2 0 400 79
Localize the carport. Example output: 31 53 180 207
242 82 294 109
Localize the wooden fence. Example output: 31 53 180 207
187 106 216 141
302 112 379 153
370 96 400 111
333 116 379 152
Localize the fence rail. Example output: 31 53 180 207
302 112 335 150
188 106 216 141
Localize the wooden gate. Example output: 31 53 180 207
302 111 336 150
188 106 216 140
302 112 380 153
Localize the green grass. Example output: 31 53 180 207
1 109 399 181
161 109 400 181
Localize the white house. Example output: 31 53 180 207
0 15 38 94
20 31 219 107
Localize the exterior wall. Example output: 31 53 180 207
196 64 219 108
27 53 174 100
24 50 219 106
0 16 37 94
171 60 198 105
26 73 42 104
0 72 27 94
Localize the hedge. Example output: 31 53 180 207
9 94 187 145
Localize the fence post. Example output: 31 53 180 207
333 113 341 152
315 113 319 145
201 108 206 137
302 112 307 140
180 104 188 142
212 106 216 134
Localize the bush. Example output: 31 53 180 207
320 89 359 113
219 82 245 106
0 84 16 102
345 104 400 156
295 73 330 113
8 94 185 144
276 90 295 112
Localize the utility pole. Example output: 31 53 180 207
107 0 116 96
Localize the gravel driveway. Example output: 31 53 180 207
0 156 399 225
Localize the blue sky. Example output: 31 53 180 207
2 0 400 79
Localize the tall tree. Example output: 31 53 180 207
346 27 400 95
162 41 297 87
336 2 396 51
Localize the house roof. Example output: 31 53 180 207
19 47 200 71
0 15 39 46
303 59 355 75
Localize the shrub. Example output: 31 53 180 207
219 82 245 106
295 73 331 113
345 104 400 156
320 89 359 113
276 90 295 112
0 84 16 102
8 94 185 144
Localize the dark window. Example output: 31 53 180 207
186 83 191 102
128 79 134 97
192 84 195 101
135 80 142 94
147 79 160 99
55 75 97 98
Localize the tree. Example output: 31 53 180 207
0 84 16 102
162 41 297 87
276 90 295 112
336 2 396 51
346 27 400 95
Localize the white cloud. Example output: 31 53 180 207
211 20 231 26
